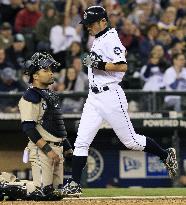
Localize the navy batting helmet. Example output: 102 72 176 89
80 6 108 25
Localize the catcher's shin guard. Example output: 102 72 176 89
2 183 27 200
0 183 5 200
27 185 62 201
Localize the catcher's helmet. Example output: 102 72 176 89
24 52 60 75
80 6 108 25
24 52 60 83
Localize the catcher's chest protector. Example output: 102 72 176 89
34 88 67 138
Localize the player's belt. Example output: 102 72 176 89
91 86 109 94
46 141 63 146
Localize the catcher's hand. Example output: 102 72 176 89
83 51 106 71
64 148 73 168
64 148 73 159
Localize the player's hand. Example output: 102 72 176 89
82 53 91 67
83 52 106 71
64 149 73 168
47 150 60 165
64 148 73 158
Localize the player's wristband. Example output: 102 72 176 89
98 61 106 71
41 143 52 155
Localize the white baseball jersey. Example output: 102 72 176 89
88 28 127 87
73 27 146 157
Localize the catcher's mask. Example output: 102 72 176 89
24 52 60 83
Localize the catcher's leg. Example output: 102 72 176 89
29 143 54 188
53 146 64 189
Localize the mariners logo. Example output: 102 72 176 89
87 148 104 182
114 47 122 55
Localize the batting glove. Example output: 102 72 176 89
83 51 106 71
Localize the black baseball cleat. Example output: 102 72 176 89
58 180 82 197
163 148 178 179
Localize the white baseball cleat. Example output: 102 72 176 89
57 180 82 197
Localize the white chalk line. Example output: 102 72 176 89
63 196 186 200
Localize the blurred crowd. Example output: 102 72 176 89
0 0 186 113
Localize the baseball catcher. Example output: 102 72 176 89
0 52 73 201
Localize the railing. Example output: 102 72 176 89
0 90 186 112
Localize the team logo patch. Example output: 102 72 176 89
114 47 122 55
87 148 104 182
84 12 87 19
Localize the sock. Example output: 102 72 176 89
72 156 87 184
144 137 168 161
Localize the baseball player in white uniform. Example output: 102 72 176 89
60 6 178 197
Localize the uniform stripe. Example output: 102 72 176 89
36 147 44 188
115 89 145 149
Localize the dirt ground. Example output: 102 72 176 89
1 198 186 205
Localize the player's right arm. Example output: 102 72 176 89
18 89 60 164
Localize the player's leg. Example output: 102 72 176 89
53 146 63 189
0 172 58 201
29 145 63 200
105 86 178 178
61 96 103 196
113 112 177 178
29 143 54 188
72 96 103 183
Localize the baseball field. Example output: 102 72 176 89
1 188 186 205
